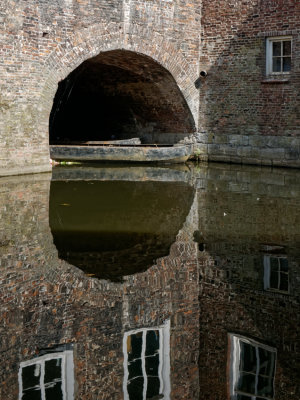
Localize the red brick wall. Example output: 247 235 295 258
198 0 300 166
0 0 201 176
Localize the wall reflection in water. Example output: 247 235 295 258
0 164 299 400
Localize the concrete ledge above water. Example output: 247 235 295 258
50 144 192 164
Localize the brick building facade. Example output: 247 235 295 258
199 0 300 167
0 1 299 175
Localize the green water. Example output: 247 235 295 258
0 163 299 400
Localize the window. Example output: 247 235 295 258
264 255 289 293
18 350 74 400
123 321 170 400
266 37 292 75
229 334 276 400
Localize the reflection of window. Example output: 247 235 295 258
266 37 292 75
264 255 289 293
19 350 74 400
123 321 170 400
229 334 276 400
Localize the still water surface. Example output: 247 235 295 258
0 163 299 400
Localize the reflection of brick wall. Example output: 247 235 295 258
195 165 300 400
0 174 124 399
122 239 200 400
198 245 300 400
0 175 200 399
2 165 299 399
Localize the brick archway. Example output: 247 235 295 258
38 22 199 144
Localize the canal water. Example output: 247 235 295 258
0 163 299 400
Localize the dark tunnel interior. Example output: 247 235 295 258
49 50 195 144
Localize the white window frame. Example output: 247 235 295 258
229 334 276 400
18 351 74 400
264 255 289 293
266 36 292 75
123 320 170 400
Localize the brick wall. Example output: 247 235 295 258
0 0 200 176
1 1 300 174
198 0 300 167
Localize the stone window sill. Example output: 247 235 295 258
261 79 290 84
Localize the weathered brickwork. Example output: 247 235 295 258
1 1 300 174
198 0 300 167
0 0 200 176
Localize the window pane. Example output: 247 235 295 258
270 257 279 271
127 377 144 400
128 333 143 362
146 377 161 399
283 40 291 55
236 395 252 400
236 372 256 395
128 359 143 381
257 375 274 398
146 354 159 377
270 269 279 289
258 348 275 377
145 330 160 357
22 364 41 390
44 358 62 383
22 389 42 400
273 42 282 57
280 272 289 291
283 57 291 72
45 382 63 400
240 342 257 373
272 57 282 72
279 258 289 272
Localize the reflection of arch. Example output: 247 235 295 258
37 23 199 145
49 49 196 144
49 175 195 281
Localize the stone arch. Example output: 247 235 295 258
38 22 199 145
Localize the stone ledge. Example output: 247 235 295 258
0 164 52 177
261 79 290 84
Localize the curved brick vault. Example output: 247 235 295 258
49 49 196 143
0 13 200 176
40 24 199 145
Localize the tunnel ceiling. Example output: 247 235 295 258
49 50 195 143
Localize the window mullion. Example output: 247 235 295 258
255 346 259 396
158 329 163 393
142 331 147 400
61 356 66 400
41 361 46 400
280 41 283 72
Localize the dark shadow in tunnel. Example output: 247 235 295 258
49 50 196 144
49 178 194 281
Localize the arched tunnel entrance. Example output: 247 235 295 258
49 50 196 145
